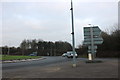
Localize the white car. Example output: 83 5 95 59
62 51 78 58
62 53 67 57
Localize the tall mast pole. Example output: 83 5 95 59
70 0 76 67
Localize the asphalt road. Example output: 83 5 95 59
2 56 73 70
2 57 118 78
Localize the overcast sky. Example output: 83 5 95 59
0 0 119 48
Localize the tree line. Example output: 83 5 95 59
2 40 72 56
97 28 120 57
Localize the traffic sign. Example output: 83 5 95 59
84 26 101 36
84 26 101 32
84 31 101 36
88 50 96 53
83 40 103 45
83 26 103 45
88 46 97 50
83 26 103 60
84 37 103 42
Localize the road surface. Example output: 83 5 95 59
2 56 118 78
2 56 73 70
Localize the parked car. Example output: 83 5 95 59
62 51 78 58
29 53 36 56
29 52 37 56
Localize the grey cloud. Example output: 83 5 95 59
2 1 118 47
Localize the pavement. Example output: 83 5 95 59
2 57 118 78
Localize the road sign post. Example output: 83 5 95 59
83 26 103 60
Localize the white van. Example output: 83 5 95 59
62 51 78 58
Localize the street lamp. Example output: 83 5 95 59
70 0 76 67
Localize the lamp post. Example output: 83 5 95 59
70 0 76 67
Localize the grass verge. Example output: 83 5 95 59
0 55 41 61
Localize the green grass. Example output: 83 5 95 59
0 55 41 60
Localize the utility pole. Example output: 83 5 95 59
70 0 76 67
